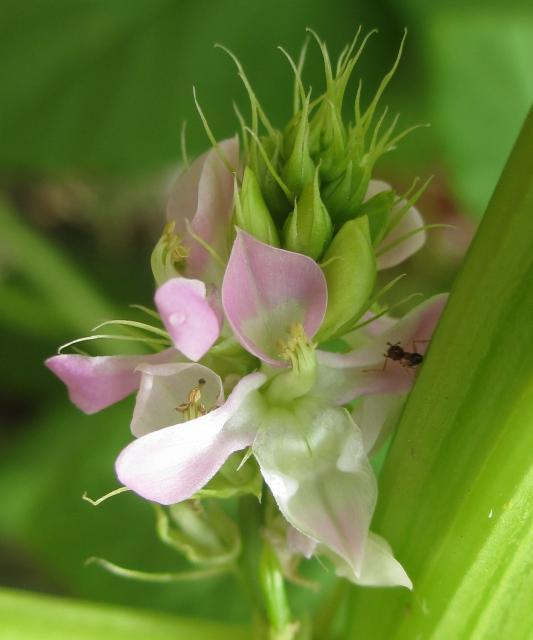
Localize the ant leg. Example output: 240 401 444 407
412 339 429 353
363 357 388 374
400 361 415 377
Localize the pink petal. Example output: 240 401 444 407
115 372 266 505
315 294 448 404
378 205 425 270
287 526 317 559
352 393 406 455
155 277 221 361
222 229 328 365
45 349 178 414
167 137 239 283
364 180 426 270
130 362 224 437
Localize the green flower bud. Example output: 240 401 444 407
150 221 189 285
355 187 395 245
283 167 332 260
255 135 291 222
155 500 241 567
234 167 280 247
316 215 376 342
321 159 371 225
281 94 315 196
309 101 347 183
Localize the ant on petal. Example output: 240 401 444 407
383 341 427 370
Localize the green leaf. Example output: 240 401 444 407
347 110 533 638
0 202 116 345
0 587 249 640
427 9 533 215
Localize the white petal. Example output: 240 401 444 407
253 398 377 576
130 362 223 437
325 532 412 589
116 372 266 505
352 393 406 455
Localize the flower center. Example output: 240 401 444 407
176 378 207 420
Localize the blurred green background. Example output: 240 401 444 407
0 0 531 626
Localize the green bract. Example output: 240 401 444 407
316 215 376 341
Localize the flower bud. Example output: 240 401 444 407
156 501 241 567
309 101 347 183
321 159 371 225
316 215 376 341
255 136 291 222
234 167 280 247
150 221 189 285
281 94 315 196
283 167 332 260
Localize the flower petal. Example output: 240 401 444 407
365 180 426 270
253 398 377 575
167 137 239 283
130 362 224 437
324 531 412 589
115 372 266 505
45 349 178 414
155 277 221 361
222 229 328 365
378 205 425 270
352 393 406 455
315 294 448 404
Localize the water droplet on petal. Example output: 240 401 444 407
169 311 186 326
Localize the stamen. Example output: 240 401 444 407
176 379 208 419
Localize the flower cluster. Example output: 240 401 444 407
46 31 447 594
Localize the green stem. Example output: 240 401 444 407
259 542 295 640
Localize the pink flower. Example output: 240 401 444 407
167 137 239 285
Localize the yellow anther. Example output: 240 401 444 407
162 221 190 267
176 380 207 419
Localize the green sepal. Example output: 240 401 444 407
155 500 241 568
354 188 395 245
316 215 376 342
282 167 333 260
321 158 372 225
281 94 315 197
194 450 263 500
234 168 280 246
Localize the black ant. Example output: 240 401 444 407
384 341 426 369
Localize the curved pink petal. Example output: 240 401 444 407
222 229 328 366
155 277 221 361
253 398 377 576
314 294 448 404
115 372 266 505
378 204 425 270
364 180 426 270
167 137 239 283
45 349 178 414
130 362 224 437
